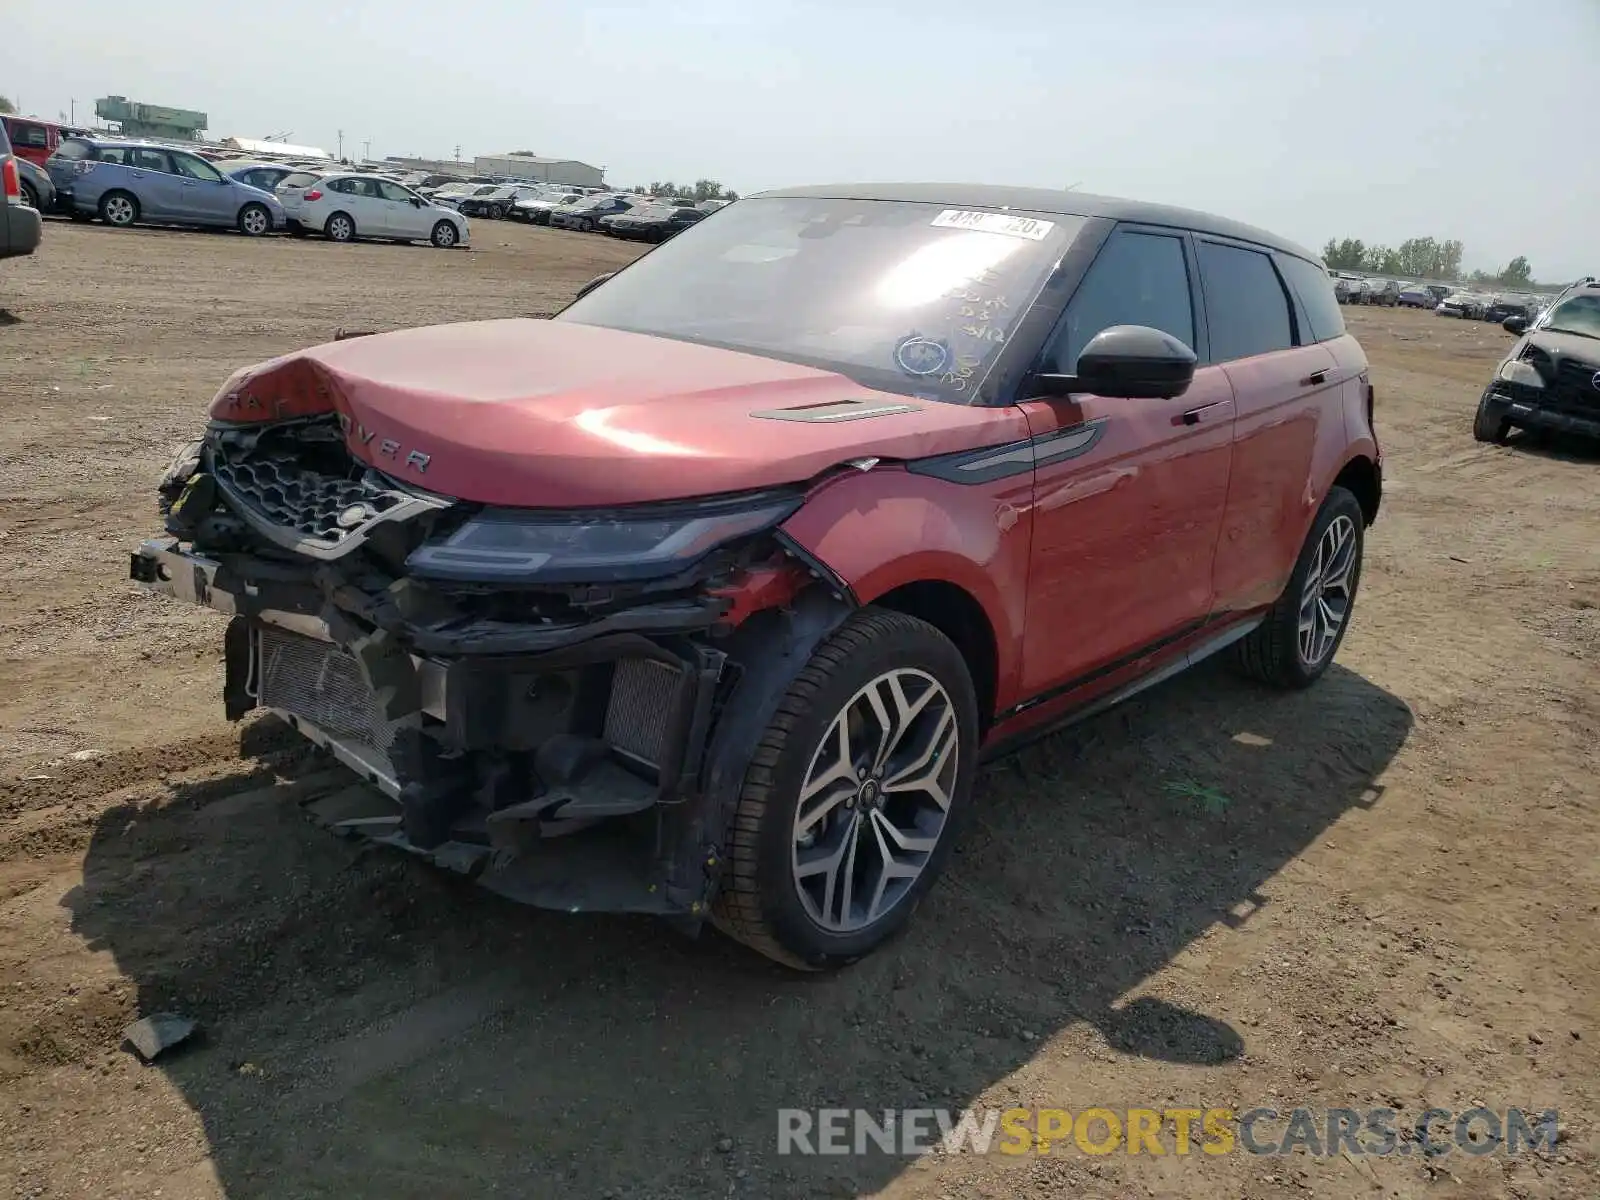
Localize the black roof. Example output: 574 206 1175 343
754 182 1320 263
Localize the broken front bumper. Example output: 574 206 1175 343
129 536 738 918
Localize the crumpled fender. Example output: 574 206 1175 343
777 466 1032 713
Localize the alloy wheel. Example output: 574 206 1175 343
791 668 958 933
241 207 268 235
1297 514 1358 667
105 196 135 225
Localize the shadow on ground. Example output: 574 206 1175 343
67 658 1411 1199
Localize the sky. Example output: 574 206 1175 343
4 0 1596 280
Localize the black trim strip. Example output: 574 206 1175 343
982 616 1261 761
907 418 1107 485
998 613 1209 722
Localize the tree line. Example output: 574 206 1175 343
624 179 740 203
1322 235 1535 288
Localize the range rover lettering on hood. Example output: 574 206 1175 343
336 412 432 474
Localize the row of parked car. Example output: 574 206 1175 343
1331 272 1548 322
21 130 733 252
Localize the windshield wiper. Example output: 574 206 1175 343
1546 327 1600 341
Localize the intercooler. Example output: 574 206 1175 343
255 627 405 774
256 624 682 780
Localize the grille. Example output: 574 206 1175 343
1551 360 1600 411
604 659 682 768
257 627 401 758
209 420 442 558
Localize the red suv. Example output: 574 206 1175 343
0 115 80 170
132 184 1381 969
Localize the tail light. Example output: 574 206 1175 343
303 188 323 201
1 158 17 201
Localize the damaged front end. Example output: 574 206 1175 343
132 414 851 924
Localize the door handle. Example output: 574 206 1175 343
1301 369 1329 386
1176 402 1227 426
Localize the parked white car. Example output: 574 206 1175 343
276 172 469 247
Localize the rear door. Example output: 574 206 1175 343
1196 238 1338 612
126 147 183 218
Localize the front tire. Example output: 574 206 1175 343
1473 394 1510 444
1229 486 1364 690
430 220 459 248
713 609 978 970
324 211 355 242
237 202 271 237
487 204 504 220
99 190 139 227
19 179 38 210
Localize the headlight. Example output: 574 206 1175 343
404 492 801 584
1497 359 1544 389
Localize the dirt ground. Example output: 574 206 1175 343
0 221 1595 1200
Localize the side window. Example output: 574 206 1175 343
15 122 48 148
131 148 171 173
170 153 222 182
328 178 354 194
1196 242 1294 362
376 181 412 202
96 146 129 165
1050 231 1194 371
1276 254 1346 343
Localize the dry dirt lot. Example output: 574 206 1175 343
0 221 1595 1200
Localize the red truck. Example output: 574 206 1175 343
131 184 1381 969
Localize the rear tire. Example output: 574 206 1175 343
19 179 38 210
712 608 979 970
324 212 355 242
237 202 271 237
1473 395 1511 444
99 190 139 228
1229 486 1364 690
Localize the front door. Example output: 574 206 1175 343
168 151 235 225
1018 226 1235 702
377 180 427 239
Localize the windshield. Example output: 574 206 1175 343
557 196 1082 402
1541 295 1600 340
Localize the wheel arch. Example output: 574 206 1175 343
1331 453 1381 526
863 579 999 736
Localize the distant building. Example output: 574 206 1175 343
221 137 332 160
474 152 604 189
95 96 207 141
383 155 474 178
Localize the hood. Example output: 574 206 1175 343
1524 329 1600 367
206 319 993 507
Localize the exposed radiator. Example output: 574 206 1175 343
604 658 681 768
256 627 402 759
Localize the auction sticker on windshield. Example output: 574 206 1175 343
930 210 1055 240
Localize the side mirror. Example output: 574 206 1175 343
1034 325 1197 401
1502 315 1528 334
574 273 613 301
411 197 424 207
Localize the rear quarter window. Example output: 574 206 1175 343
1196 241 1295 362
53 137 92 161
1277 254 1347 343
